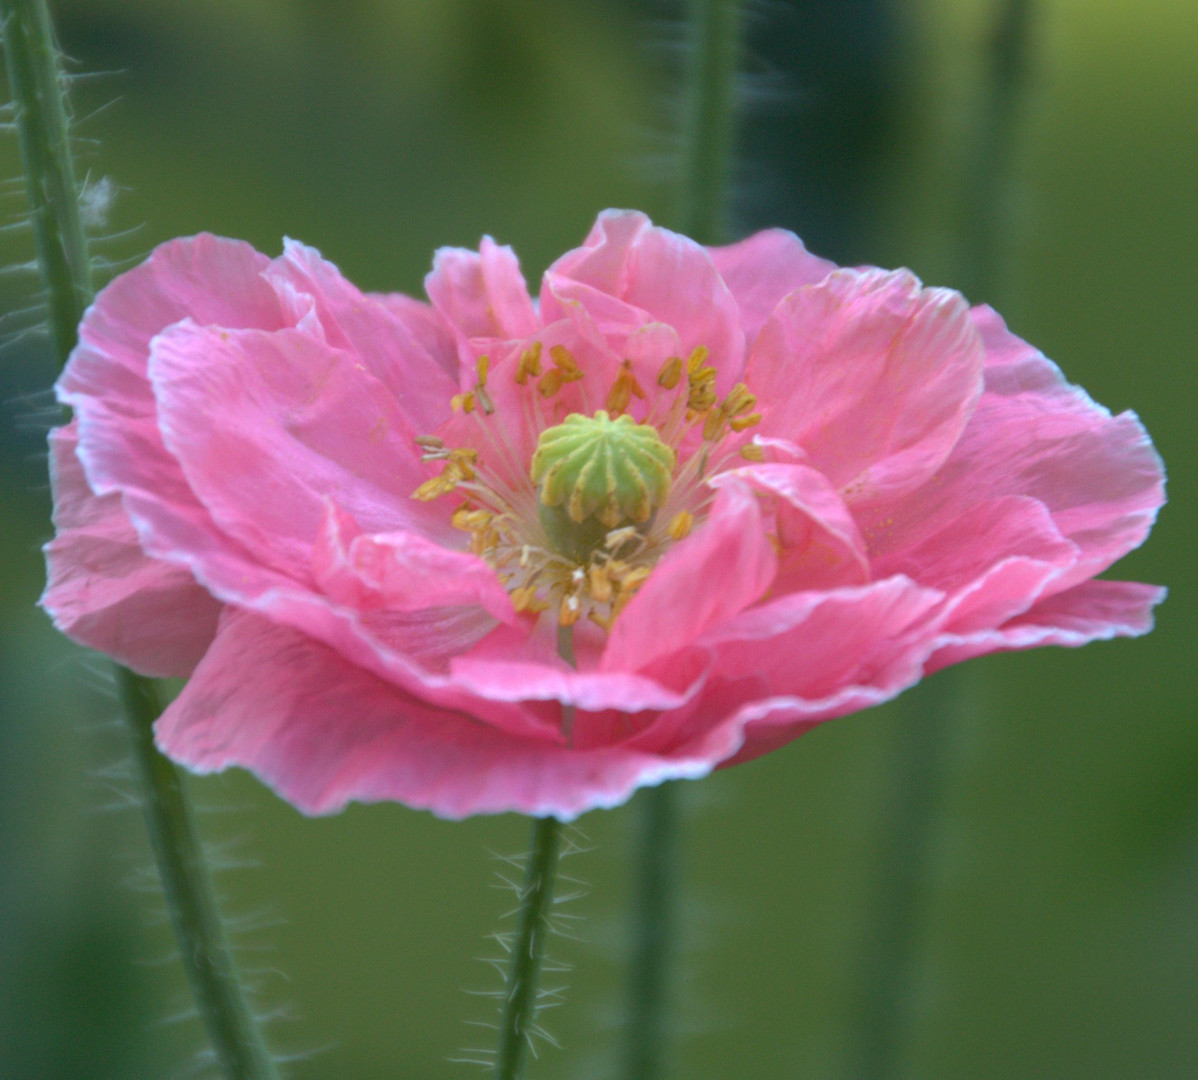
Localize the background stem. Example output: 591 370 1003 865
846 3 1036 1077
621 782 678 1080
620 4 744 1079
2 2 278 1076
676 0 743 244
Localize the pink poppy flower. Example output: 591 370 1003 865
43 210 1165 819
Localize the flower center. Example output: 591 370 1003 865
530 411 675 563
410 339 765 631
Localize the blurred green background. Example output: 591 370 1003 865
0 1 1193 1077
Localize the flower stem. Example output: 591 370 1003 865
620 782 678 1080
675 0 743 245
846 5 1036 1078
493 814 564 1080
0 0 91 360
119 670 281 1080
616 7 745 1079
3 4 278 1077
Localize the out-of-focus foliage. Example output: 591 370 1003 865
0 2 1192 1078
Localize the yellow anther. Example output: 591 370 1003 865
617 565 652 594
414 435 444 450
558 593 582 627
588 563 614 604
475 354 490 388
723 383 757 416
412 468 458 501
447 447 479 480
606 360 647 416
739 443 765 461
538 368 564 398
688 381 718 413
512 584 549 614
451 391 476 414
657 355 683 390
549 344 584 380
686 346 719 413
514 341 543 386
451 504 493 532
729 412 762 432
703 407 727 441
667 510 694 541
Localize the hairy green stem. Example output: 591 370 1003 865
493 815 564 1080
119 671 281 1080
676 0 743 244
3 3 278 1077
847 4 1035 1078
0 0 90 358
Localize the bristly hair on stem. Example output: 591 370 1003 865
453 822 591 1075
1 2 281 1077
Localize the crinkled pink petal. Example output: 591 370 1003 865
630 576 943 760
861 307 1165 596
311 500 514 623
41 423 221 677
874 495 1081 632
540 209 745 391
706 227 836 347
148 319 448 582
713 460 870 591
425 236 539 356
603 481 777 673
368 289 459 382
57 235 317 628
749 267 984 502
157 608 719 820
265 239 457 433
60 235 284 411
698 575 942 704
926 578 1166 673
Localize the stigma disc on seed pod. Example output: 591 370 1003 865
530 410 675 562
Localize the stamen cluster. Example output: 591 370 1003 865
411 340 763 630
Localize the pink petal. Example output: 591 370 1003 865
311 500 515 624
926 578 1166 673
699 576 942 705
714 461 870 591
368 289 459 382
425 236 540 351
148 320 448 582
60 235 284 411
874 495 1081 631
41 423 221 677
861 307 1165 595
540 209 745 390
602 481 777 673
157 608 720 820
631 576 943 761
749 267 984 503
266 239 457 433
707 228 836 347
